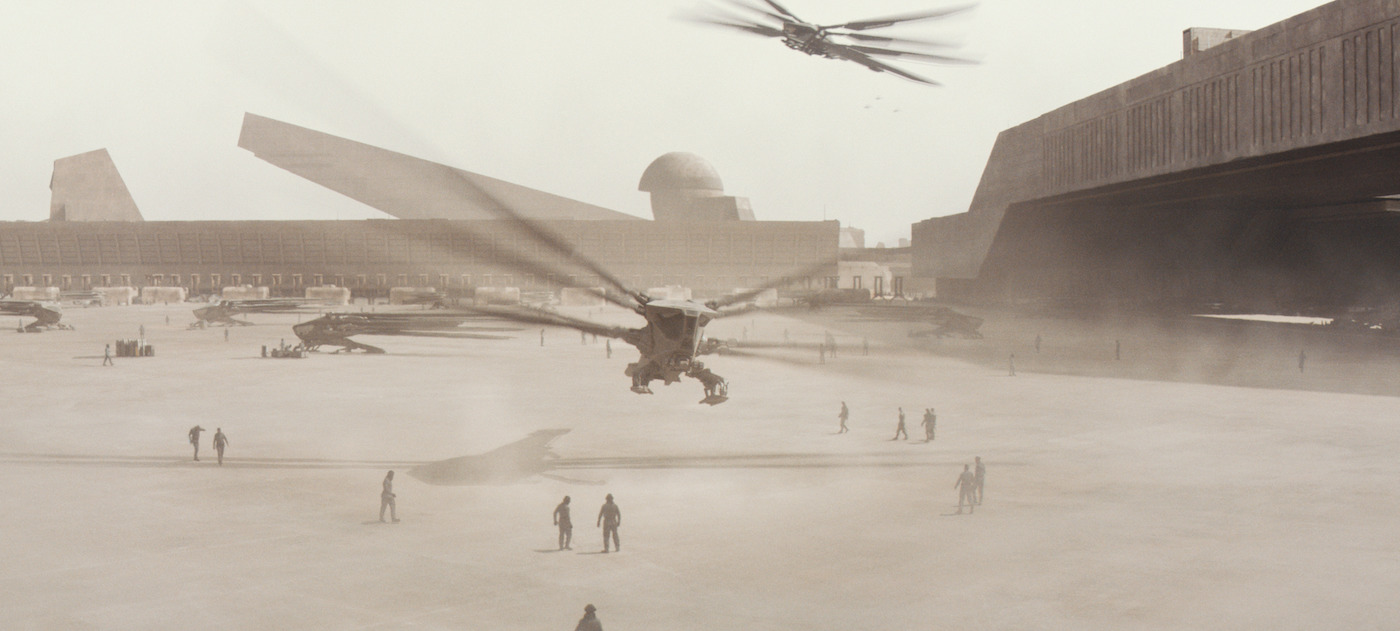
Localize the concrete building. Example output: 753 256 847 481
49 149 143 223
1 116 837 299
913 0 1400 312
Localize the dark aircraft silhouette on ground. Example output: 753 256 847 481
291 311 518 354
2 300 71 332
191 299 310 328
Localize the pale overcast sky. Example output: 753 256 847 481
0 0 1326 245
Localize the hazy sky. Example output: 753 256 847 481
0 0 1325 245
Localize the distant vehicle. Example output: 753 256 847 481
684 0 975 85
191 299 309 328
1 300 70 332
291 311 520 354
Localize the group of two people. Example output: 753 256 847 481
186 425 229 464
553 494 622 553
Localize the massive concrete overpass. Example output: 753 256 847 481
914 0 1400 310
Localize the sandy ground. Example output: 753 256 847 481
1 301 1398 630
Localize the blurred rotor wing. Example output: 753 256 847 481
831 31 957 47
465 305 631 340
706 257 838 310
822 43 940 85
679 9 786 38
843 44 974 65
822 4 973 31
717 0 799 24
433 176 649 310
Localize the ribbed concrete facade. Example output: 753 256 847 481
914 0 1400 310
0 219 837 298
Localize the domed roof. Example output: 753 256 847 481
638 152 723 193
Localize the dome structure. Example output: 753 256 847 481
638 152 724 194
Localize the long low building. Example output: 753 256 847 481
0 218 836 298
3 118 838 299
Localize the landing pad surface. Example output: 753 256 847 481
2 303 1398 630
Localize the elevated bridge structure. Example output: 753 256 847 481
914 0 1400 310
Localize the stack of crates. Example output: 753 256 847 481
114 339 155 357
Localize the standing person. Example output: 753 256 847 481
973 456 986 505
102 344 113 366
838 401 850 434
212 428 229 466
605 339 612 359
955 464 976 514
825 331 837 357
553 496 573 550
597 494 621 553
224 327 229 342
380 470 399 523
892 407 907 440
574 604 602 631
921 408 936 441
187 425 205 461
1298 349 1307 373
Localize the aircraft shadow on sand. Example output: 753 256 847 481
409 429 961 486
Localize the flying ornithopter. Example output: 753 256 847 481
285 154 833 404
683 0 975 85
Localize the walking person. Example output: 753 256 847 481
1298 349 1307 373
955 464 977 514
212 428 229 465
973 456 985 505
597 494 621 553
380 470 399 523
892 407 908 440
838 401 850 434
102 343 113 366
553 496 573 550
574 604 603 631
921 408 936 441
187 425 205 461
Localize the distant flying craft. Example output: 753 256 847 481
684 0 975 85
